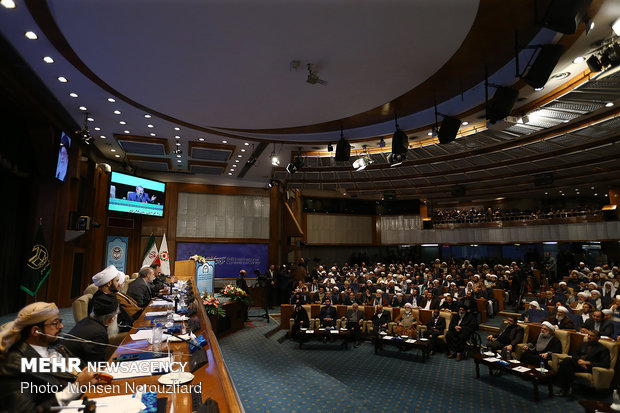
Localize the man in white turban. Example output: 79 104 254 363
518 321 561 367
90 265 133 330
0 302 97 412
545 306 575 330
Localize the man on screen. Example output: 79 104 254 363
128 185 157 203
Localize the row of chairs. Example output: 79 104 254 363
289 305 453 343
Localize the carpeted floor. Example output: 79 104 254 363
218 308 612 413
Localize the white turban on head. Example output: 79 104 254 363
556 306 569 314
0 302 58 352
93 265 120 287
541 321 556 332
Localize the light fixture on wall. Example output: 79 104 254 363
76 113 93 145
270 143 280 166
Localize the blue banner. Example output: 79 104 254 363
176 243 268 278
105 236 129 274
196 260 215 295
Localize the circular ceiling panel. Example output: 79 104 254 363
53 0 479 130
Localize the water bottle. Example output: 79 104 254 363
181 322 187 335
539 359 545 372
152 322 163 352
166 304 174 324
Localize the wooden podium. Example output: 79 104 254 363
174 259 196 281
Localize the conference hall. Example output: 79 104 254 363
0 1 619 412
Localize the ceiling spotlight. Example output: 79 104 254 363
79 106 87 111
462 121 469 126
271 146 280 166
175 142 181 146
177 160 182 163
286 156 304 174
114 154 120 158
150 133 156 136
199 138 204 141
124 130 130 134
144 114 151 118
57 76 67 83
613 18 620 36
173 148 182 155
391 116 409 155
534 87 544 91
1 0 16 9
353 157 367 171
107 98 115 102
43 56 54 64
147 124 154 128
94 127 100 131
87 117 94 122
119 121 126 125
174 127 180 131
387 152 406 167
25 31 37 40
113 110 121 115
222 140 227 143
244 142 249 146
605 102 614 107
573 56 585 64
246 156 257 166
69 92 78 98
76 113 93 145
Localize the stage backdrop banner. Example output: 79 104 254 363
106 236 129 274
196 260 215 295
177 243 267 278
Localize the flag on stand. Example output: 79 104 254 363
142 234 160 268
21 223 51 296
159 233 171 276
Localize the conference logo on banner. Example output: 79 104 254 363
177 243 267 278
196 260 215 295
105 236 129 274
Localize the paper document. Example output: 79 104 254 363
150 300 171 306
512 366 531 373
483 357 500 362
144 311 167 317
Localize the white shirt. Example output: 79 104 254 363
30 344 80 406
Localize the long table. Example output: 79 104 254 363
85 281 244 412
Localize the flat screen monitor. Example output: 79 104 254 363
55 132 71 181
108 171 165 217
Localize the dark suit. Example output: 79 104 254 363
420 297 439 310
127 191 154 203
126 277 153 308
582 318 614 337
89 290 133 327
372 311 391 334
424 315 447 352
487 323 524 351
345 308 365 343
556 340 611 391
445 312 477 354
63 317 108 363
0 342 77 413
319 305 338 327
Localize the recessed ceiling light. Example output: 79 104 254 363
605 102 614 107
100 135 106 139
69 92 78 98
110 149 116 152
199 138 204 141
594 193 598 196
174 135 180 139
228 173 232 175
573 56 585 64
605 194 608 197
1 0 16 9
234 160 239 163
244 142 249 146
232 164 237 167
107 98 115 102
144 114 151 118
427 132 432 136
113 110 121 115
174 127 180 131
43 56 54 64
230 169 234 172
561 193 565 196
25 31 38 40
222 140 227 144
175 142 181 146
177 160 182 163
150 133 156 136
534 86 544 91
147 124 154 128
241 149 246 152
124 130 130 134
87 117 94 122
591 187 594 189
462 121 469 126
94 127 101 131
119 121 126 125
176 154 181 158
79 106 87 111
237 155 242 157
575 188 578 191
57 76 68 83
544 192 548 195
114 154 120 158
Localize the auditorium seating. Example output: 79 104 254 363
552 338 618 390
72 293 93 323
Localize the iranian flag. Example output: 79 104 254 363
159 233 171 276
142 234 160 268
